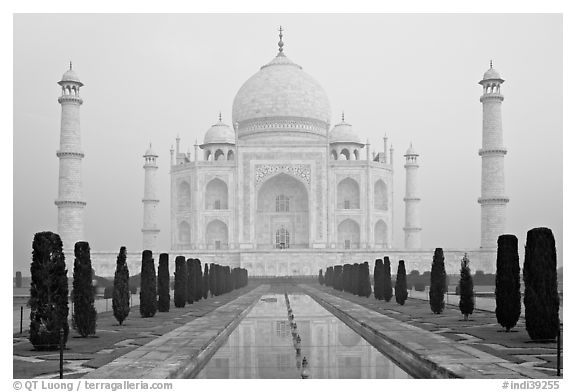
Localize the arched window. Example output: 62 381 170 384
374 180 388 210
275 195 290 212
205 150 212 161
227 150 235 161
205 178 228 210
214 149 225 161
340 148 350 160
331 150 338 160
337 178 360 209
177 181 191 211
353 149 360 160
178 221 191 244
374 220 388 247
276 226 290 249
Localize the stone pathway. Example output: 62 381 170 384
302 284 555 379
84 285 269 379
13 284 261 379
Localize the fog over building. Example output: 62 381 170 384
54 28 511 276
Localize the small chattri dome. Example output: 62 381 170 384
482 63 502 81
405 143 418 156
144 143 157 157
329 116 362 144
203 117 235 145
60 64 83 85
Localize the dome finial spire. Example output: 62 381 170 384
490 60 493 68
341 111 345 122
278 25 284 55
69 61 72 70
218 111 222 122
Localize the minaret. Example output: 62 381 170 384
55 63 86 254
478 62 508 250
403 143 422 249
142 143 160 251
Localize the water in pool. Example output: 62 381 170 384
195 293 412 379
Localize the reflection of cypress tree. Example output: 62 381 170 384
383 257 393 302
139 250 157 318
395 260 408 305
113 247 130 325
524 228 560 341
429 248 447 314
373 259 383 300
458 254 474 320
72 241 97 337
203 263 209 299
495 235 521 332
157 253 170 312
318 269 324 285
174 256 187 308
186 258 195 304
29 232 69 350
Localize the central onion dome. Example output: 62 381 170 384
232 28 331 142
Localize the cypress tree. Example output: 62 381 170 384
29 232 69 350
209 263 216 296
203 263 209 299
139 250 157 318
186 258 195 303
429 248 447 314
373 259 383 300
193 259 203 301
342 264 351 293
383 257 393 302
352 263 360 295
157 253 170 312
358 262 372 297
174 256 187 308
458 254 474 320
318 269 324 285
524 228 560 341
72 241 97 337
333 265 343 291
113 246 130 325
495 234 521 332
225 266 232 293
395 260 408 305
325 267 332 287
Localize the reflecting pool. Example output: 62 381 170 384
196 294 412 379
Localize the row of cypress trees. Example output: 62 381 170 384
320 258 409 305
27 231 250 351
172 258 248 309
321 262 367 297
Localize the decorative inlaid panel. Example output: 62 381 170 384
254 163 311 186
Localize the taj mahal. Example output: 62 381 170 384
54 28 509 277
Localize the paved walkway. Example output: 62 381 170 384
13 284 261 379
84 285 269 379
302 284 553 379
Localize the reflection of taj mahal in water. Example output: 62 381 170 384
55 29 509 276
197 294 410 379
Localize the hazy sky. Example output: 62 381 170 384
13 14 562 272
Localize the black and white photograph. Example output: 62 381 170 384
9 8 568 386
